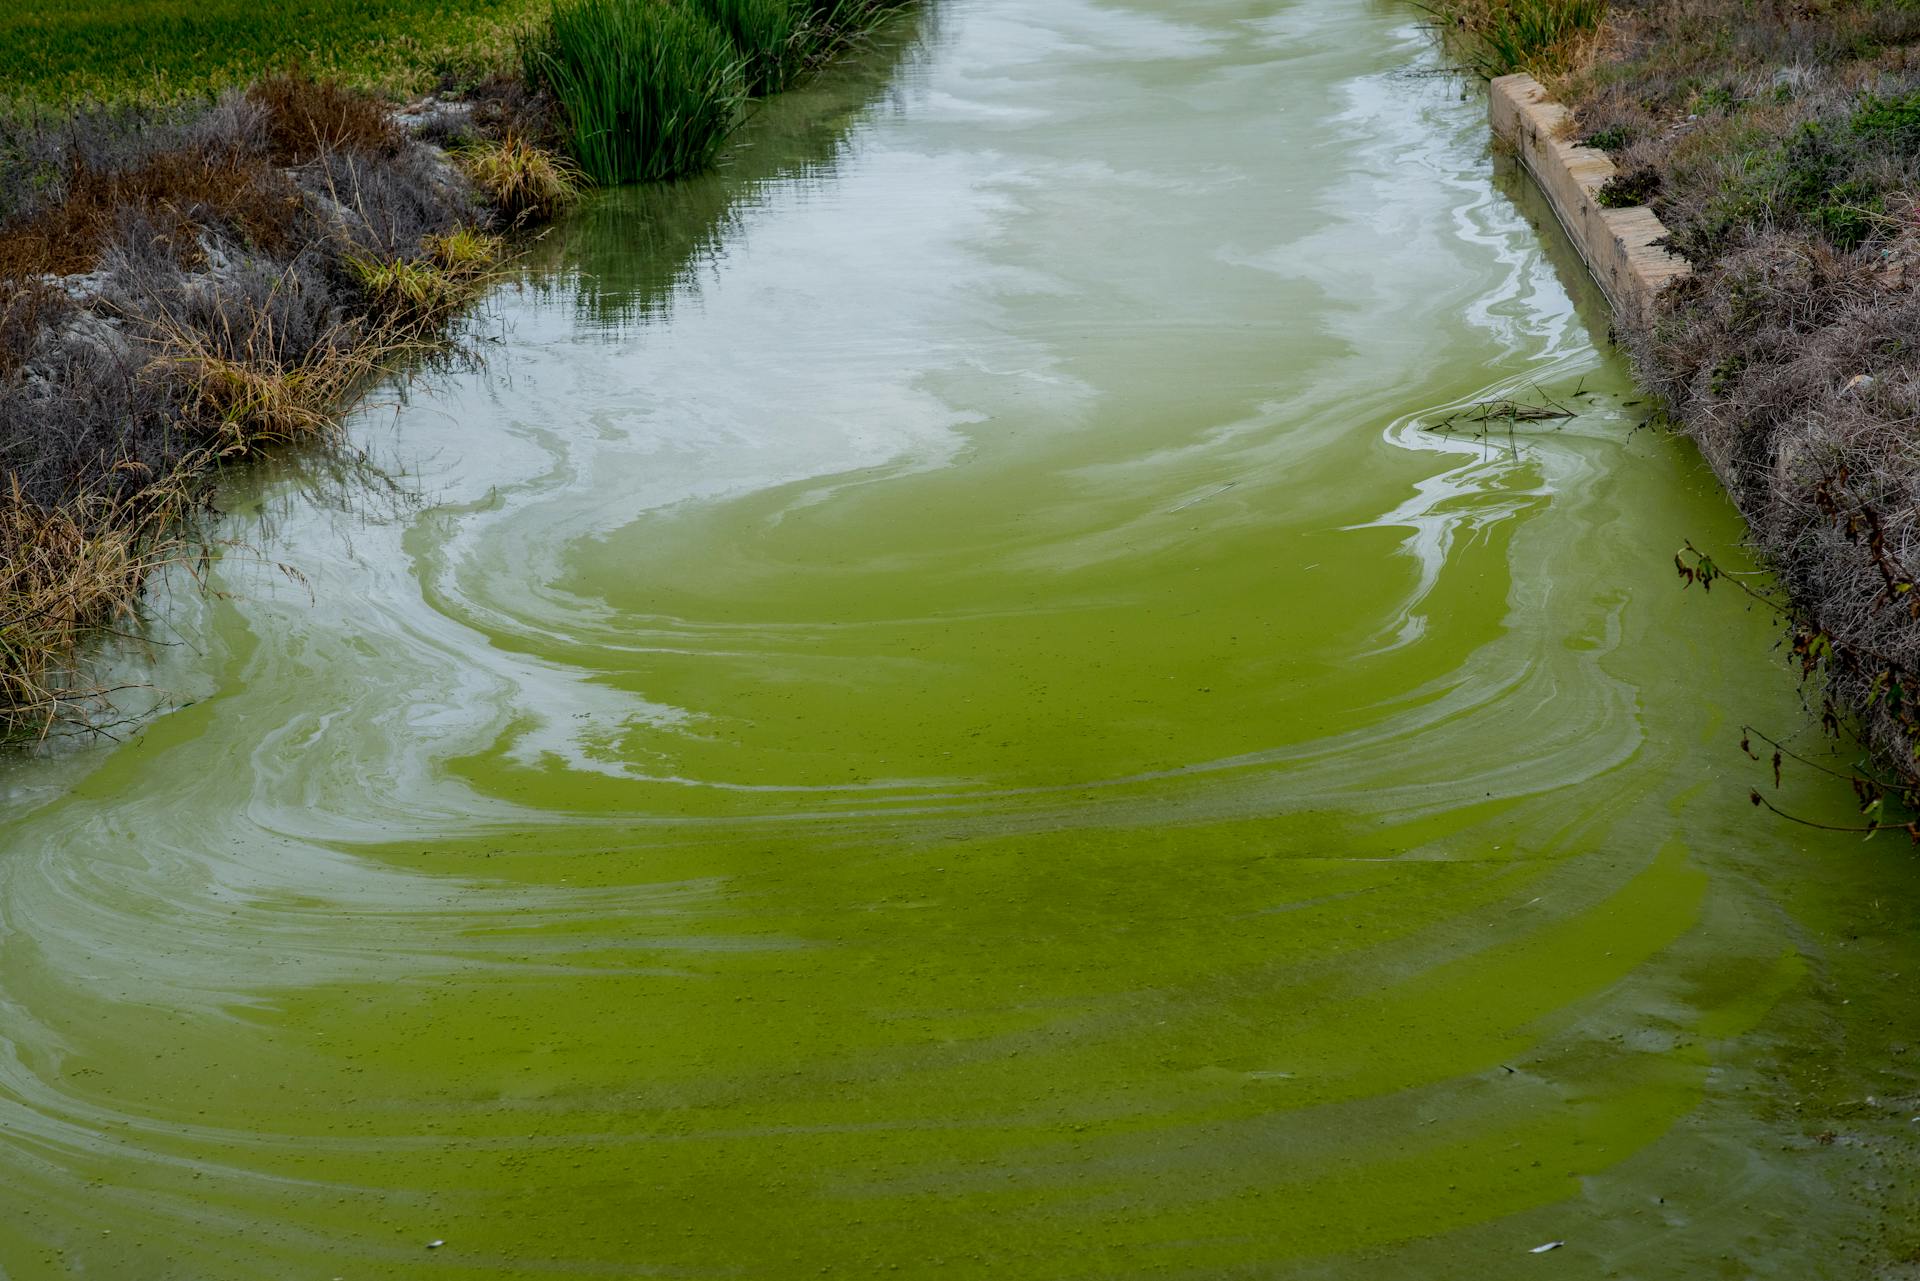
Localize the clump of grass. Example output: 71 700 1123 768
156 330 358 452
458 131 583 223
1596 162 1659 208
348 224 502 325
1428 0 1606 79
522 0 746 186
0 475 187 738
428 224 505 276
1851 89 1920 156
350 257 465 324
691 0 801 94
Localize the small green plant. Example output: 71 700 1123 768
1694 83 1740 113
1584 125 1631 151
523 0 746 186
1708 355 1745 397
1852 89 1920 155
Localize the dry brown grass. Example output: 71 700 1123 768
1555 0 1920 788
249 67 402 165
150 312 374 453
0 472 191 737
0 146 304 278
0 280 61 378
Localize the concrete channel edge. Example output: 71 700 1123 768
1488 72 1692 318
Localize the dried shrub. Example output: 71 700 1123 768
0 145 303 277
302 144 474 263
0 473 191 737
1567 0 1920 783
0 279 66 379
249 67 402 166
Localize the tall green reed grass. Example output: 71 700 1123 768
793 0 914 58
524 0 746 185
524 0 918 188
690 0 798 94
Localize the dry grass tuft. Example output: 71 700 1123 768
151 315 372 452
458 131 582 223
0 474 189 737
349 224 502 325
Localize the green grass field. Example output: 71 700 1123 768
0 0 549 102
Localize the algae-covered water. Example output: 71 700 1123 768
4 2 1919 1276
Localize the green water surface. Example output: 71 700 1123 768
2 2 1918 1276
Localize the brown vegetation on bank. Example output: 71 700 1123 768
1563 1 1920 799
1443 0 1920 799
0 70 569 736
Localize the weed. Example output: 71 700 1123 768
1852 89 1920 155
427 224 505 277
1427 0 1606 79
1694 83 1740 113
523 0 746 186
458 131 582 223
1584 124 1631 151
346 224 500 325
348 255 470 323
1597 163 1659 207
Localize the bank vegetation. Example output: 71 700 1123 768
0 0 911 737
1434 0 1920 802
